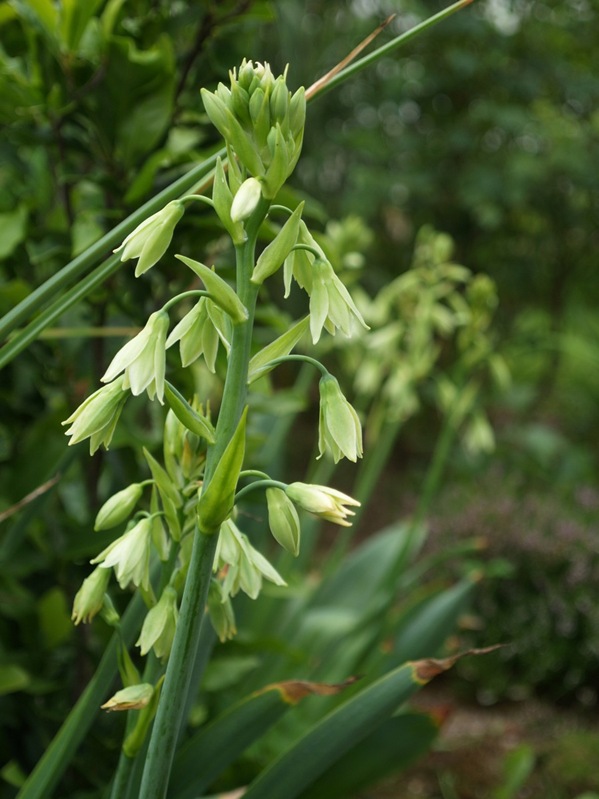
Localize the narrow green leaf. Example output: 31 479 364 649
175 255 248 324
296 711 440 799
169 679 354 799
0 151 224 352
16 592 147 799
241 655 460 799
389 577 476 666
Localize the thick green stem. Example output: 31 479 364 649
138 199 268 799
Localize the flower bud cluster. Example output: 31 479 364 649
201 59 306 199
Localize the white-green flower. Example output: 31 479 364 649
136 586 179 659
62 376 128 454
102 310 169 403
214 518 286 600
165 297 230 371
71 566 110 625
285 482 360 527
318 375 363 463
91 517 153 591
309 258 368 344
114 201 185 277
207 579 237 642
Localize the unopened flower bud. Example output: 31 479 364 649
94 483 143 531
230 177 263 222
266 487 300 556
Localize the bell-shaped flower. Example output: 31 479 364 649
71 566 111 625
285 482 360 527
266 487 301 556
207 579 237 642
318 375 363 463
91 517 153 591
214 518 286 600
166 297 230 371
309 258 368 344
102 310 169 403
136 586 179 659
114 201 185 277
62 376 128 454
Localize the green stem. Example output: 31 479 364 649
138 198 269 799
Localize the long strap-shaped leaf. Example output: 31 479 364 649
240 651 475 799
17 591 147 799
0 151 223 366
168 679 355 799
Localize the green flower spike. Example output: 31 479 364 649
114 201 185 277
91 517 153 591
136 586 179 659
285 482 360 527
71 566 110 625
62 376 128 454
102 310 170 403
318 374 363 463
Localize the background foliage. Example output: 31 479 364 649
1 0 599 796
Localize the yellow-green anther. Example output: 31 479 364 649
212 157 244 245
266 487 301 556
71 566 110 625
94 483 144 531
164 382 216 443
197 407 248 534
230 177 263 223
175 255 248 324
251 202 304 284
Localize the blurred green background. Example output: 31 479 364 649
1 1 598 797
